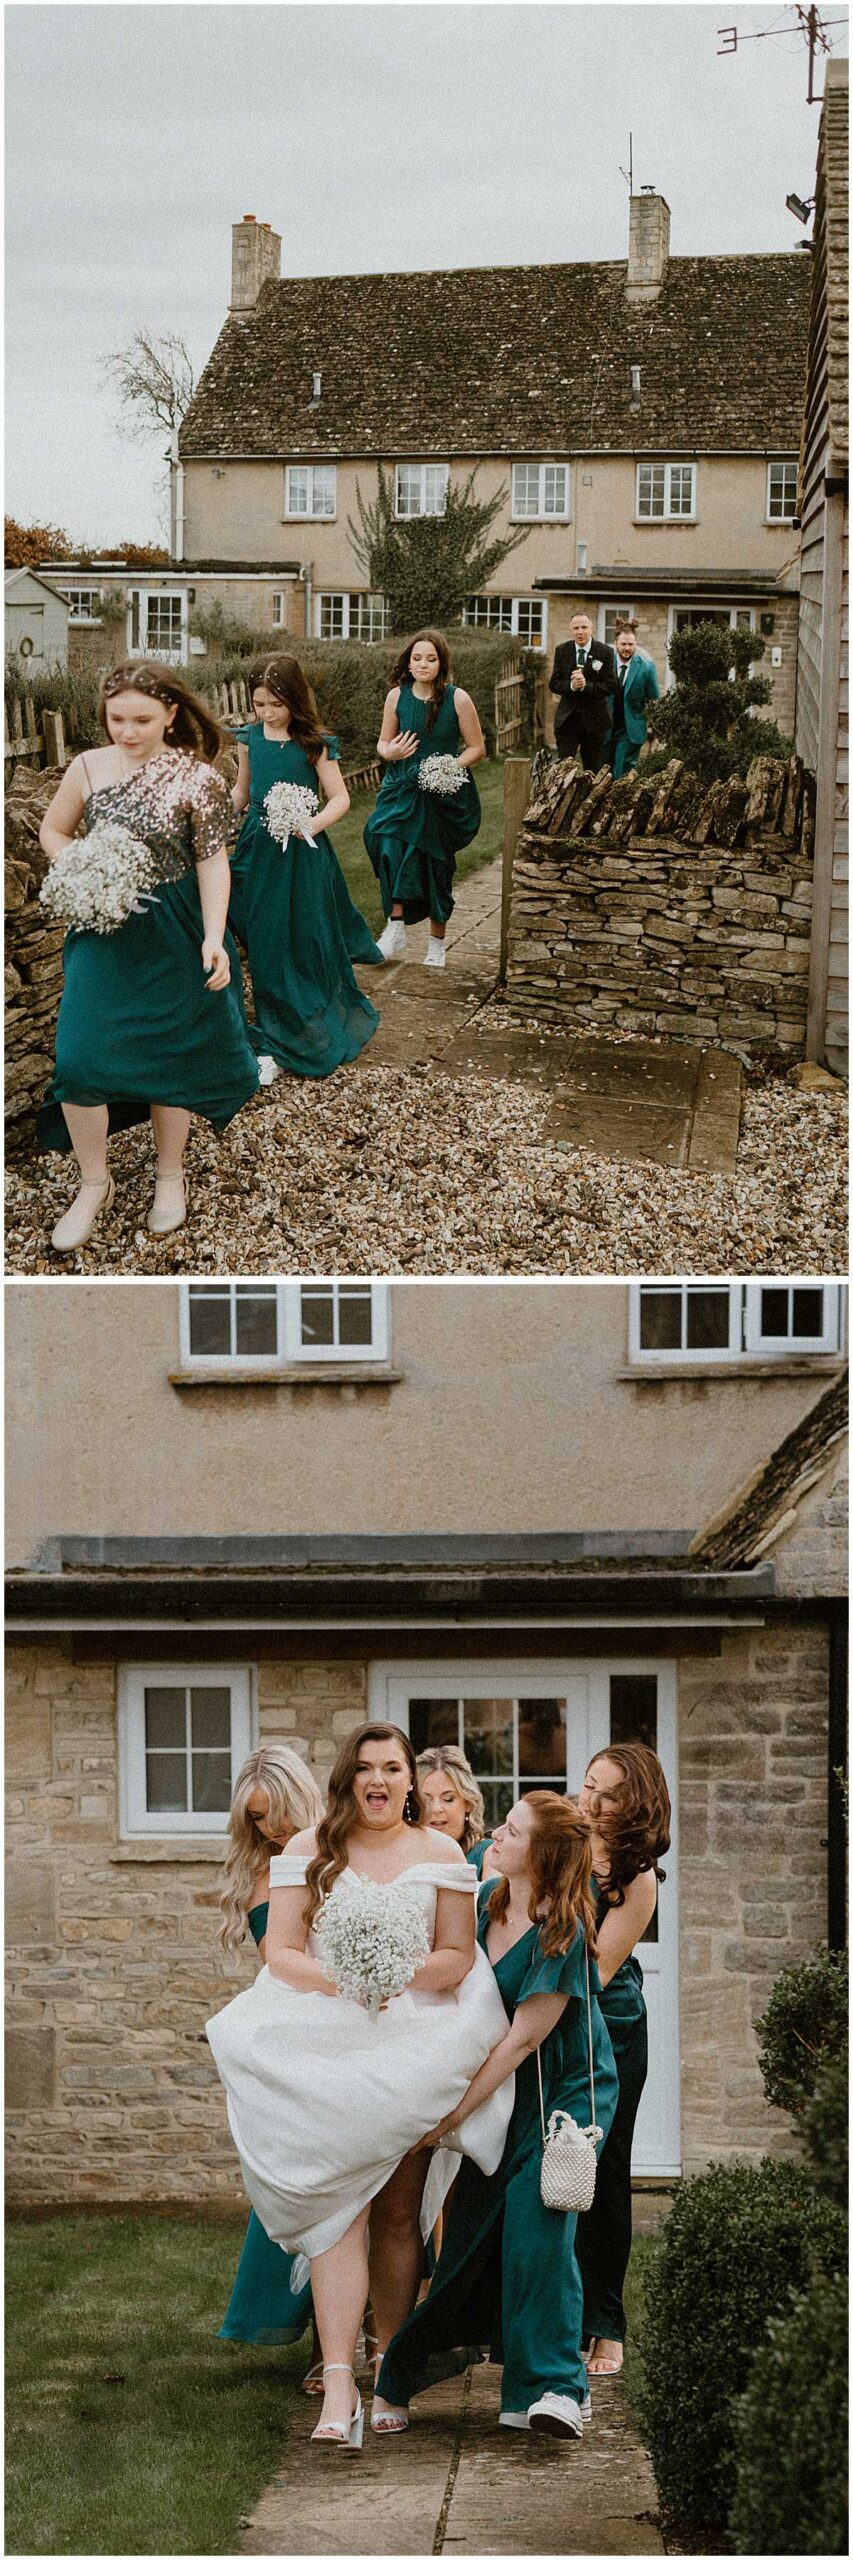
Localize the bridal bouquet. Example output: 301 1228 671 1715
40 822 161 936
312 1876 430 2019
263 781 320 844
418 755 468 797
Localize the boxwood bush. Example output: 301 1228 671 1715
729 2268 848 2555
754 1946 848 2118
636 2159 846 2549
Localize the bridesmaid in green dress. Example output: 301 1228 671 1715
218 1745 325 2381
229 656 383 1084
364 631 485 969
374 1792 619 2441
575 1744 671 2379
37 660 259 1251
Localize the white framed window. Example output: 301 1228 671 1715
284 463 337 520
64 587 102 623
636 462 697 521
511 463 570 522
630 1282 844 1364
272 593 285 626
766 459 798 523
744 1284 843 1357
394 463 449 519
317 592 388 642
462 595 547 648
118 1662 255 1837
180 1280 390 1368
598 604 638 648
665 603 756 688
128 589 186 663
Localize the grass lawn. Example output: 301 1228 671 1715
5 2213 307 2556
333 756 505 934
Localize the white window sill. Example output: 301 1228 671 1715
283 516 337 526
765 517 796 529
169 1364 402 1390
510 516 571 527
111 1839 227 1862
633 517 698 529
620 1355 844 1382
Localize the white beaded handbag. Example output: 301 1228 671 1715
536 1939 603 2214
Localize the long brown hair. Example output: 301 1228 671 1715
389 628 450 730
587 1744 671 1907
247 654 329 765
488 1791 597 1961
304 1723 426 1919
99 660 226 762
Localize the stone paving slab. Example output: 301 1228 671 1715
241 2361 664 2557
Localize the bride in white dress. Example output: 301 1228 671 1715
207 1723 512 2451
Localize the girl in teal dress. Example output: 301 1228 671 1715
36 661 259 1252
218 1745 325 2382
364 631 485 969
374 1792 619 2441
229 656 383 1084
575 1744 671 2378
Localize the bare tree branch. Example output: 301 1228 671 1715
103 332 196 444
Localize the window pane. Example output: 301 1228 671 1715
234 1287 278 1356
463 1698 514 1776
288 469 309 515
272 594 284 626
314 467 336 516
423 466 448 516
543 465 567 515
669 466 694 516
146 1752 188 1812
338 1286 373 1347
188 1288 233 1357
792 1288 824 1338
516 601 544 646
190 1686 231 1750
517 1698 567 1779
409 1698 459 1755
190 1752 233 1814
481 1780 514 1831
639 1288 683 1351
610 1674 658 1752
319 594 345 639
513 464 540 518
685 1288 730 1351
300 1285 335 1346
760 1286 789 1336
638 464 665 517
145 1686 186 1750
396 466 419 517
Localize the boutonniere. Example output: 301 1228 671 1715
591 657 602 671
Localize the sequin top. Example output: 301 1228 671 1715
81 748 238 884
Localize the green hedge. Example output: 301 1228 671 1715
636 2159 846 2549
754 1946 848 2118
6 632 522 767
730 2268 848 2556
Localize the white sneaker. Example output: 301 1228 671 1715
499 2409 530 2430
377 917 407 959
423 935 447 969
257 1054 283 1086
527 2392 587 2439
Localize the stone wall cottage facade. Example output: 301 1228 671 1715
795 58 849 1076
5 1280 847 2210
34 196 809 731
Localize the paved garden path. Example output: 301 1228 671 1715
358 857 743 1176
241 2359 664 2556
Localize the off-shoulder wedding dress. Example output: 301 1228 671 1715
207 1858 513 2264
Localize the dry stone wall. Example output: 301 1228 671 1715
5 767 68 1151
506 753 816 1059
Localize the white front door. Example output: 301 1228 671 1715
368 1654 680 2175
128 588 188 664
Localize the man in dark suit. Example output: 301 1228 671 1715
548 612 617 770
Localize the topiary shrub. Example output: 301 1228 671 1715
799 2033 849 2207
755 1947 848 2117
729 2268 848 2555
636 2158 846 2549
646 619 791 786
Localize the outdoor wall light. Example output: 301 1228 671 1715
785 192 814 224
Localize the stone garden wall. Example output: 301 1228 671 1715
506 754 816 1059
5 766 67 1152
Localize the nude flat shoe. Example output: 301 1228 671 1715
51 1175 115 1253
147 1172 186 1236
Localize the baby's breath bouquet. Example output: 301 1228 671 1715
312 1876 430 2019
263 781 320 844
40 822 161 936
418 755 468 797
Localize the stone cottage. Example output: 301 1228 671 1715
5 1279 847 2212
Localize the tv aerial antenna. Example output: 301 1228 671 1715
619 133 634 194
717 5 846 104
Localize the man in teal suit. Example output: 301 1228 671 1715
608 627 660 777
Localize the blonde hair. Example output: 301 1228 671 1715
219 1746 324 1952
417 1745 485 1852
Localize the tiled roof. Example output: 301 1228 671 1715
179 255 811 461
690 1372 848 1571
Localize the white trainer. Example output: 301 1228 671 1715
423 935 447 969
377 917 407 959
527 2392 586 2439
257 1054 284 1086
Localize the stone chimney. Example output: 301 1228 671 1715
625 189 671 301
230 215 282 312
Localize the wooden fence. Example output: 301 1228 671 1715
4 699 67 773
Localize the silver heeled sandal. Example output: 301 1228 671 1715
310 2364 364 2452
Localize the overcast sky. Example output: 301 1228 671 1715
5 0 848 545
